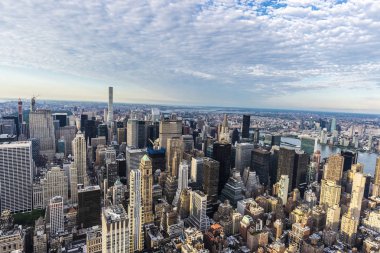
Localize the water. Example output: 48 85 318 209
281 137 379 176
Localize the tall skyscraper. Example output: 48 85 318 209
323 154 344 183
49 196 64 235
0 141 33 212
218 114 230 142
18 98 23 127
128 168 144 252
235 143 254 175
127 119 138 147
159 115 182 149
125 147 146 182
191 157 203 184
41 167 68 206
102 205 129 253
188 190 209 231
341 150 358 172
69 165 78 205
212 142 232 194
325 204 341 231
72 132 87 185
107 86 113 125
292 150 309 190
319 179 341 210
29 109 56 159
166 137 183 177
251 147 271 186
202 157 220 202
173 161 189 206
277 147 295 192
77 185 101 228
140 155 154 224
273 175 289 205
372 157 380 197
242 115 250 139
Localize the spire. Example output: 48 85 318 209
223 114 228 127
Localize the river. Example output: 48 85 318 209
281 137 379 176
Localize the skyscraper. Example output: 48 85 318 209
102 205 129 253
235 143 254 176
218 114 230 142
323 154 344 183
128 168 144 252
29 109 56 159
159 115 182 149
140 155 154 224
188 190 209 231
77 185 101 228
41 167 68 206
242 115 250 139
127 119 138 147
72 132 87 185
49 196 64 235
18 98 23 128
0 141 33 212
69 165 78 205
202 157 220 203
173 161 189 206
372 157 380 197
212 142 232 194
293 150 309 190
166 137 183 177
107 86 113 125
277 147 295 192
251 147 271 186
319 179 341 210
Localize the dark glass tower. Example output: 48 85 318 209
212 142 232 194
242 115 250 139
277 147 296 192
77 185 101 228
251 148 271 186
341 150 358 172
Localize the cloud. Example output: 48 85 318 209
0 0 380 111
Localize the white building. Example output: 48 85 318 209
128 168 144 252
0 141 33 212
188 190 209 231
49 196 64 235
102 205 129 253
173 161 189 206
72 132 87 185
41 167 68 206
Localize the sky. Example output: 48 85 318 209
1 0 380 113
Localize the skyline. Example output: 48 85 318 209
1 0 380 113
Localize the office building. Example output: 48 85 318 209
235 143 254 175
129 168 144 252
125 147 146 182
102 205 129 253
273 175 289 205
191 157 203 184
319 179 341 210
212 142 232 194
220 170 245 206
159 115 182 149
86 226 102 253
49 196 64 235
326 204 341 231
300 136 316 155
41 167 68 206
323 154 344 183
372 157 380 197
188 190 209 231
251 147 271 186
69 165 78 205
107 86 113 125
293 150 309 190
341 150 358 172
242 115 250 139
277 147 295 192
140 155 154 224
173 161 189 206
29 109 56 159
77 185 101 228
166 137 183 177
127 119 138 147
72 131 87 185
0 141 33 212
202 157 219 202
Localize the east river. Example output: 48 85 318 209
281 137 379 176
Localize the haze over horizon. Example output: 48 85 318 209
1 0 380 113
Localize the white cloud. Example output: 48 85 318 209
0 0 379 111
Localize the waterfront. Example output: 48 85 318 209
281 137 378 175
